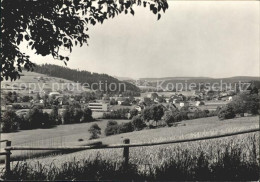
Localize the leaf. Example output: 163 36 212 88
153 7 157 14
157 13 161 20
130 8 134 16
25 34 29 41
150 4 155 11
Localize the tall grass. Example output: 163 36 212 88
2 134 259 181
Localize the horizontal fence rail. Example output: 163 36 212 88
5 128 260 151
0 140 9 143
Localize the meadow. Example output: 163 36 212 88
1 126 259 181
1 116 258 161
0 114 259 180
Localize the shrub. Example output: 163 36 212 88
142 104 164 126
1 110 19 132
164 110 182 126
82 108 93 122
218 105 236 120
105 121 119 136
19 115 30 130
109 99 118 105
88 124 101 139
61 107 72 124
25 108 45 128
130 108 139 119
49 106 60 125
41 112 53 128
117 122 134 134
132 115 145 130
73 108 84 123
103 109 130 119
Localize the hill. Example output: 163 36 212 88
140 76 259 82
140 77 212 81
33 64 140 94
137 76 260 91
1 71 89 97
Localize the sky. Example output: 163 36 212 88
21 1 259 79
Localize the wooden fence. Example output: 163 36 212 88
1 128 259 178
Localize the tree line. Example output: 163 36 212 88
33 64 140 94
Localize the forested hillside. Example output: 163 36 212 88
33 64 140 94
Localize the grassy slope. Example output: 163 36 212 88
0 116 258 162
1 71 90 97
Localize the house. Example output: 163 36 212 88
49 91 61 98
228 96 233 101
180 102 189 107
116 97 126 105
195 101 205 106
43 88 52 94
87 102 108 112
135 106 142 112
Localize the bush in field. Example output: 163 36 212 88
132 115 145 130
242 93 259 115
142 104 164 126
19 115 30 130
179 111 188 120
130 108 139 119
164 110 182 126
61 107 73 124
73 108 84 123
25 108 45 128
228 95 246 115
229 93 260 115
105 121 119 136
82 108 93 122
117 122 134 134
49 106 60 125
109 99 118 105
218 105 236 120
192 110 208 119
121 98 131 106
142 107 152 122
24 108 54 129
1 110 19 132
88 124 101 140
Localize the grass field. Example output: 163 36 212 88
0 116 259 180
2 120 259 181
0 116 258 163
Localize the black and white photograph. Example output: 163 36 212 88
0 0 259 181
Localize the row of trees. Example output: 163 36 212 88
102 108 131 119
1 106 93 133
218 92 259 120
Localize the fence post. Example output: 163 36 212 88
123 138 130 168
5 141 11 178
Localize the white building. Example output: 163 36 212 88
88 102 108 112
180 102 189 107
195 101 205 106
49 91 60 97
